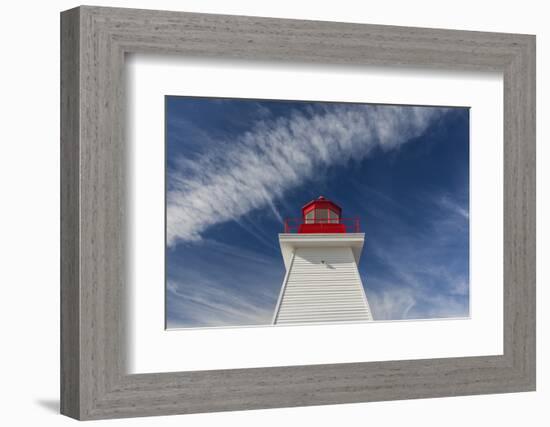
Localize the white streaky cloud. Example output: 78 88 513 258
448 279 469 297
364 208 469 320
167 279 275 328
367 281 469 321
167 104 447 246
439 194 469 219
367 286 417 320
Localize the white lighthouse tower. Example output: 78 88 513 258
272 196 373 325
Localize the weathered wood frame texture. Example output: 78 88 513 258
60 5 536 420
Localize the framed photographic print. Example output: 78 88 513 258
60 5 536 420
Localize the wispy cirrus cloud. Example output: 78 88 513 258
166 237 282 328
439 194 469 220
364 193 469 320
167 104 447 246
167 277 276 328
368 284 470 320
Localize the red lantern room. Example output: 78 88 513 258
299 196 345 233
281 195 359 234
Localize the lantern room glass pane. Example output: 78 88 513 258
305 210 314 224
315 208 328 223
328 209 339 224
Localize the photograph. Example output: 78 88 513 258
165 97 470 329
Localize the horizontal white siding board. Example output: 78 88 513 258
273 238 373 325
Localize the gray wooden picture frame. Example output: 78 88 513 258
60 5 536 421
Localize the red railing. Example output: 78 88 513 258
283 217 361 233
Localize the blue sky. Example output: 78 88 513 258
165 97 469 328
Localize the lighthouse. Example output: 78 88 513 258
272 196 373 325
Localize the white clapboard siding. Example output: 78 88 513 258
273 246 373 325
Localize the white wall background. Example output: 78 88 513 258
0 0 546 425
